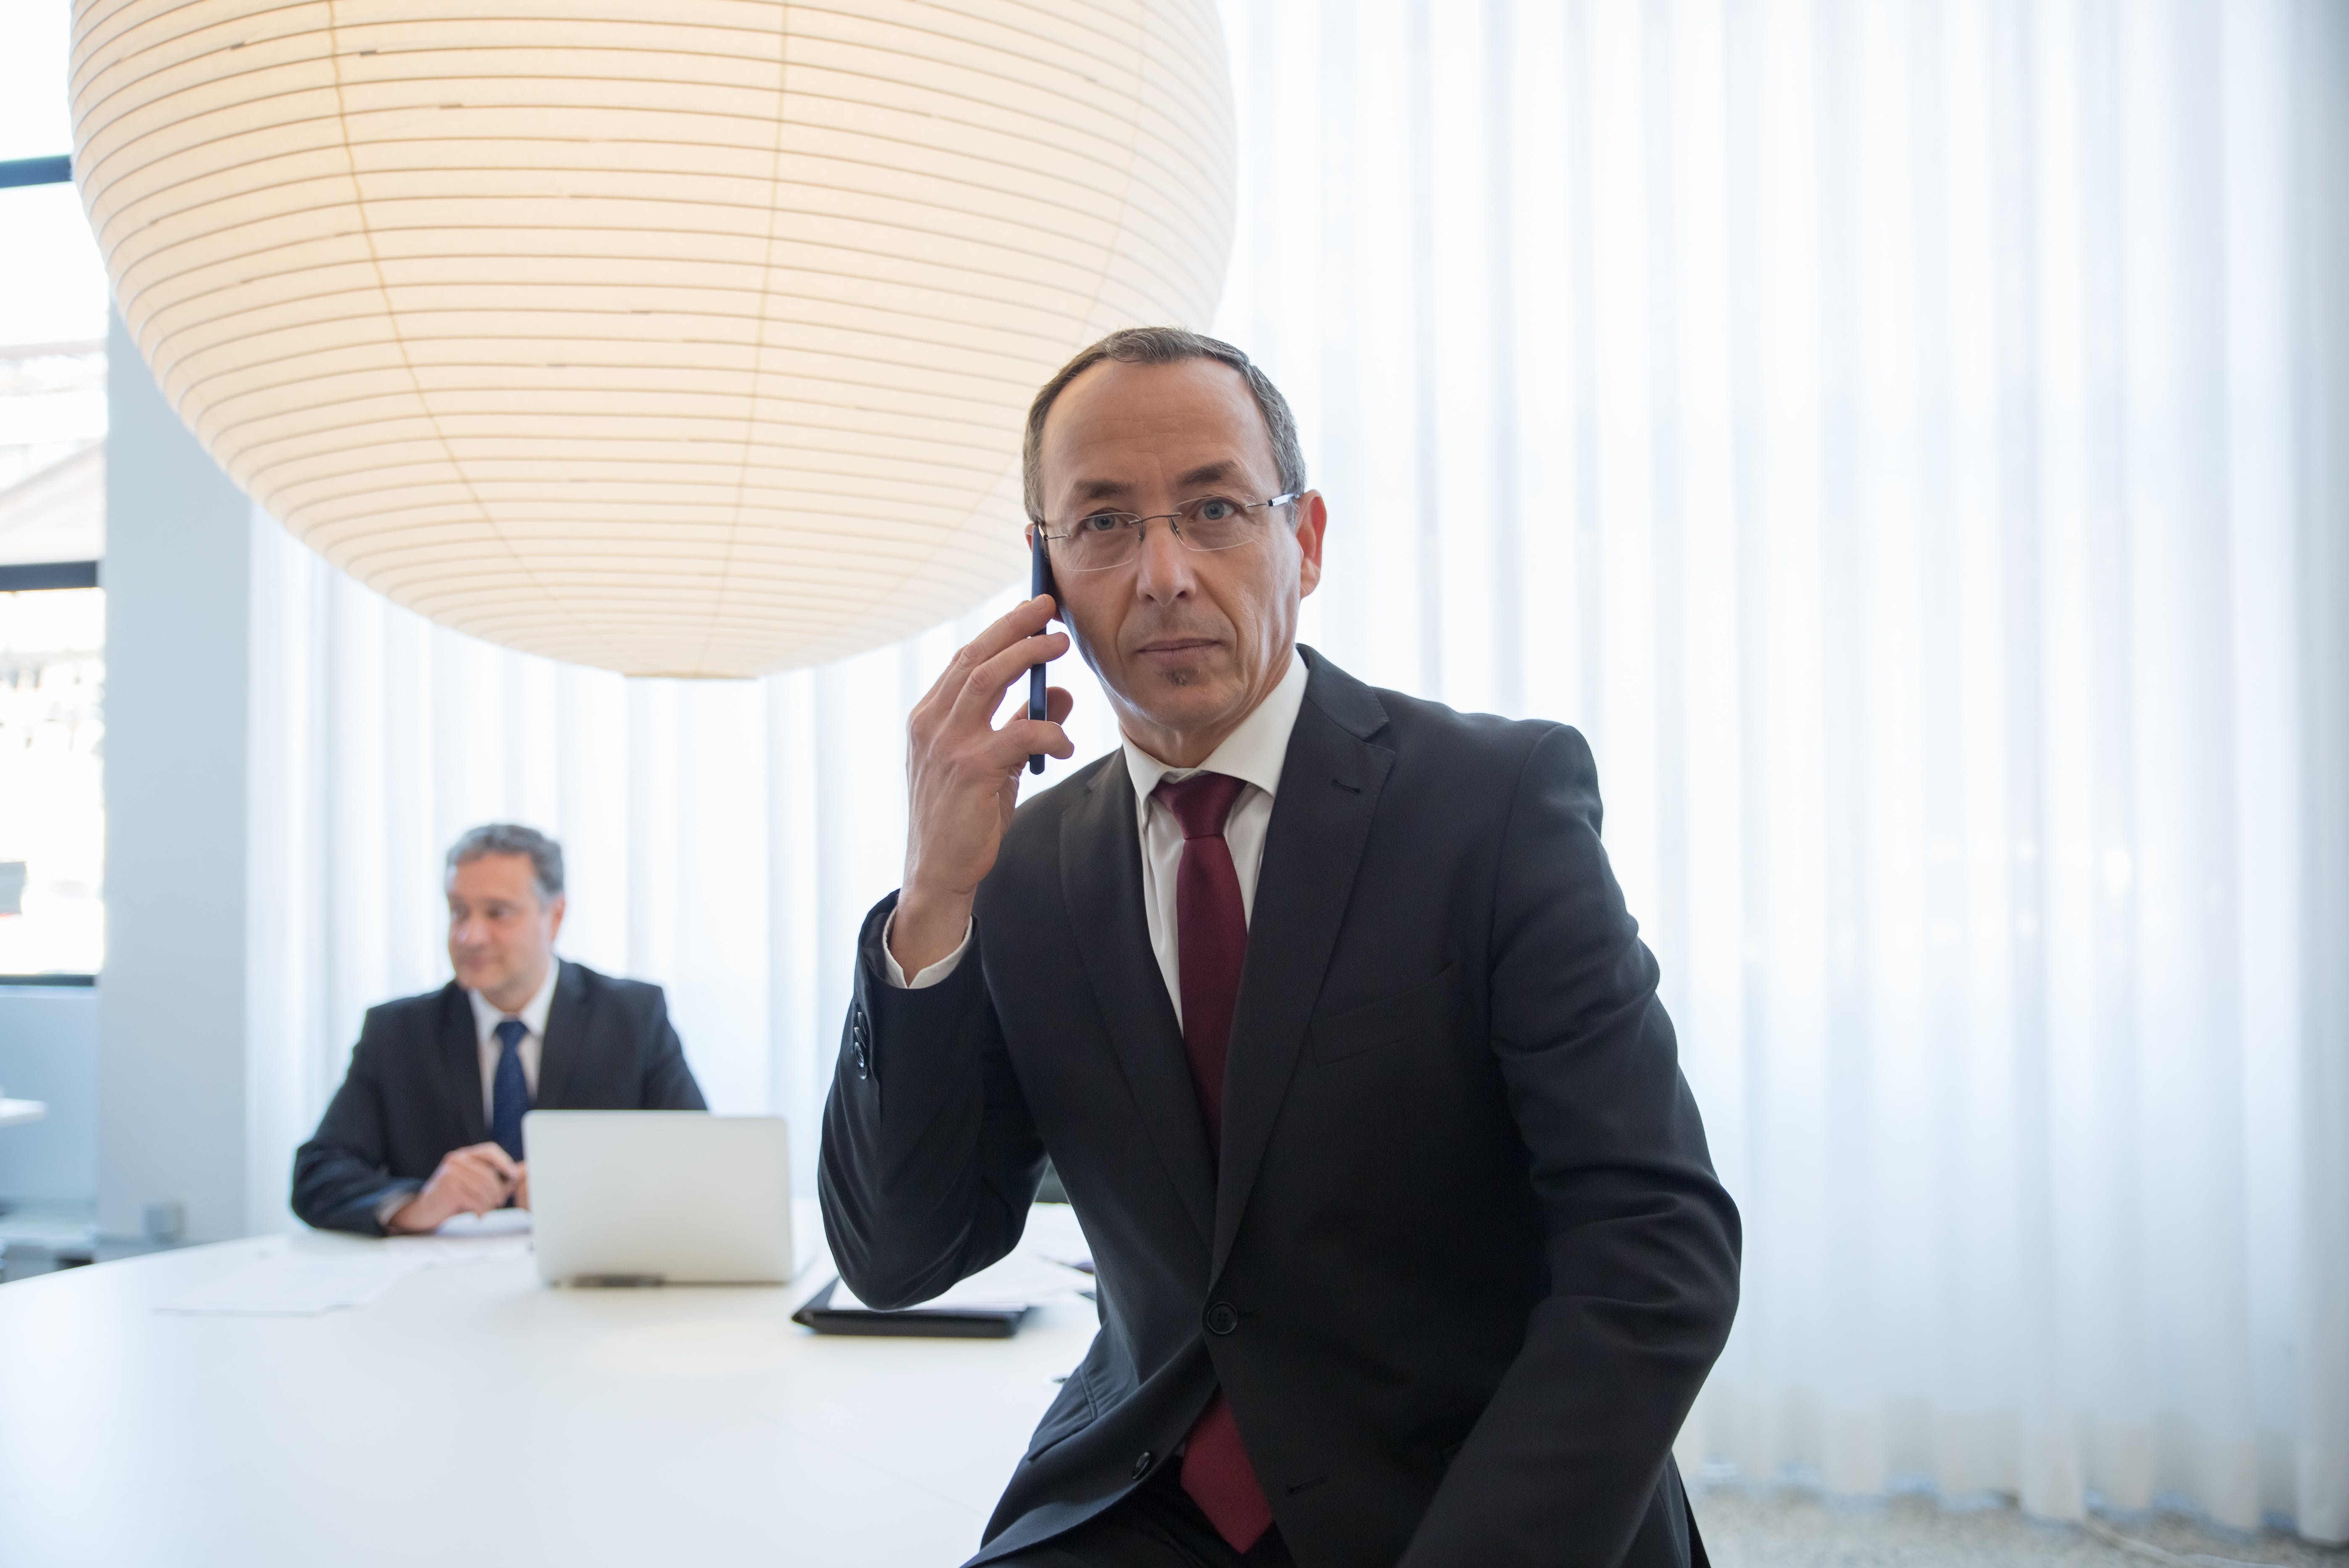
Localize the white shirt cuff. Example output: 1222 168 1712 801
881 910 973 989
373 1183 421 1231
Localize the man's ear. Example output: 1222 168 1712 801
1294 491 1329 598
546 893 567 944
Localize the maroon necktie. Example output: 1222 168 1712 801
1152 771 1275 1554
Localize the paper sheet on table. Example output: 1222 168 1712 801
379 1232 535 1268
433 1208 533 1237
823 1254 1094 1314
159 1255 414 1315
381 1209 535 1268
161 1213 533 1314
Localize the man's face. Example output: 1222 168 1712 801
446 853 563 1002
1035 357 1326 764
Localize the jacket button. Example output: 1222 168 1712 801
1205 1301 1239 1336
1131 1449 1154 1478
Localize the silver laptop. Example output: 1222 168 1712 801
524 1111 802 1286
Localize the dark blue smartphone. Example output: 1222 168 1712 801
1028 527 1051 775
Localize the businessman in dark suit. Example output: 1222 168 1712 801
293 823 706 1235
821 329 1739 1568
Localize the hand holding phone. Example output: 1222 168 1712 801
892 591 1070 977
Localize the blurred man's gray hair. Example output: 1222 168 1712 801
445 824 564 903
1021 326 1308 523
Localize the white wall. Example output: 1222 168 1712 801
95 310 252 1243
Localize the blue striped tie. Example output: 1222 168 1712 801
491 1017 530 1162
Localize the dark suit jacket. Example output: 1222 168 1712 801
820 650 1741 1568
292 960 707 1234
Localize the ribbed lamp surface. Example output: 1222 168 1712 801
69 1 1233 676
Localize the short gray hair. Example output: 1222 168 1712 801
1021 327 1307 523
445 823 564 903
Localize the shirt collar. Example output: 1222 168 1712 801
467 957 562 1038
1120 650 1308 808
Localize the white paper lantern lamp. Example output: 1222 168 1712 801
69 1 1234 676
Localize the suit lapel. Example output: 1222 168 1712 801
1213 651 1393 1276
1061 753 1218 1252
535 960 587 1108
440 983 490 1146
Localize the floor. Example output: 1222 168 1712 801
1693 1487 2346 1568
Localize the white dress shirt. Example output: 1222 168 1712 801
885 653 1310 1024
467 958 558 1119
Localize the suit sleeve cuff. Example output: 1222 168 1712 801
371 1181 423 1232
879 909 973 989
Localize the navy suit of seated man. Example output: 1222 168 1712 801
292 823 706 1235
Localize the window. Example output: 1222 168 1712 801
0 578 102 974
3 16 110 979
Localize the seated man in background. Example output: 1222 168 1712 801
292 823 705 1234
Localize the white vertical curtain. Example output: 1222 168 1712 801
240 0 2349 1543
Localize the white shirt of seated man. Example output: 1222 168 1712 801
466 958 556 1116
383 847 566 1233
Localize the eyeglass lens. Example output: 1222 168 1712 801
1052 497 1262 570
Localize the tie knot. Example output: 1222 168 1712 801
494 1017 527 1051
1155 770 1247 840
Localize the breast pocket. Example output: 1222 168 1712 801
1309 962 1463 1065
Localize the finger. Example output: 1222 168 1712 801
954 624 1066 723
981 719 1075 768
949 630 1069 733
960 704 1075 767
445 1164 507 1210
991 680 1078 721
441 1153 493 1191
921 597 1059 713
991 678 1080 729
453 1163 504 1202
463 1141 521 1181
431 1184 480 1223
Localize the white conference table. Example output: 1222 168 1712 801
0 1205 1097 1568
